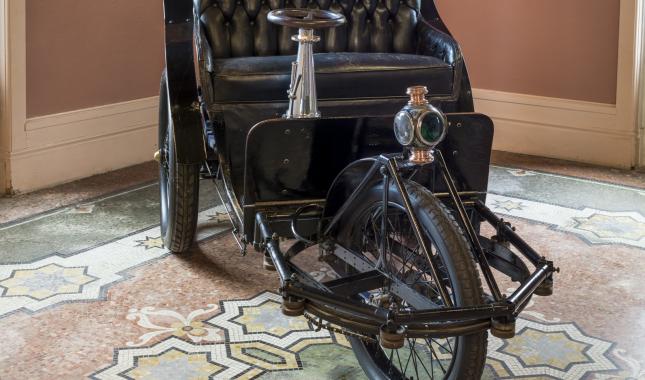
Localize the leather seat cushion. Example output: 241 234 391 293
211 52 453 103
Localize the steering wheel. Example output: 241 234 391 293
267 8 346 29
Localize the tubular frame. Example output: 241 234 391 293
254 152 557 338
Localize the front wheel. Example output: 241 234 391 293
158 70 200 253
333 180 488 380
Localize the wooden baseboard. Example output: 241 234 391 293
474 89 636 168
0 154 8 194
6 89 638 192
9 97 158 193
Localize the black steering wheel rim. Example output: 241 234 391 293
267 8 346 29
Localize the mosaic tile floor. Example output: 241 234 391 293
0 163 644 379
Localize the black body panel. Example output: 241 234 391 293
164 0 476 163
243 114 493 208
322 113 493 223
162 0 207 164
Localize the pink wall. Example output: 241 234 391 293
25 0 621 117
26 0 165 117
435 0 620 104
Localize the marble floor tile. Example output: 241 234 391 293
0 160 644 379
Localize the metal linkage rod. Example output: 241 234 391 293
379 166 390 272
286 283 391 320
323 160 380 236
256 213 292 283
508 263 551 311
435 150 504 301
383 156 454 307
474 200 543 265
394 302 513 324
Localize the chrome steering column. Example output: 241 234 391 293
268 9 346 119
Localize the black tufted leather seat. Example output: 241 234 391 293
211 53 452 102
199 0 429 57
196 0 461 104
195 0 463 196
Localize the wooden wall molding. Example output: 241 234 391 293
0 0 7 193
0 0 159 194
616 0 644 168
1 0 643 193
474 89 634 168
10 97 158 192
0 0 27 194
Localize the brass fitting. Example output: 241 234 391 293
407 85 430 105
408 147 434 164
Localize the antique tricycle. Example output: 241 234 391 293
157 0 557 378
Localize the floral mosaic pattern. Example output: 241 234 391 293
125 349 224 379
207 292 330 347
91 338 246 380
94 292 357 379
134 236 164 250
0 205 229 317
487 194 645 249
573 213 645 242
492 199 526 212
488 319 617 379
231 301 311 337
3 167 645 379
0 263 96 301
126 304 224 347
92 291 626 380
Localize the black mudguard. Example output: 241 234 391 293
163 0 207 164
323 113 495 221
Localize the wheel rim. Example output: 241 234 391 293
158 77 172 240
354 203 460 380
159 131 170 237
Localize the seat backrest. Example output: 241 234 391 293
195 0 423 58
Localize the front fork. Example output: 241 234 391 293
256 152 557 342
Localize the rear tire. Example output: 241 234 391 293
158 70 200 254
334 180 488 380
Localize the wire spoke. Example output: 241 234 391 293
431 338 454 355
411 341 433 379
395 349 404 374
427 339 448 374
403 339 414 376
359 202 458 379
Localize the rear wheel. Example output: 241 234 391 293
333 180 487 380
158 70 200 253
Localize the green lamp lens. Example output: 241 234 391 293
419 112 444 144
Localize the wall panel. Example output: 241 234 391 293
26 0 164 117
436 0 620 104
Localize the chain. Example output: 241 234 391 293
303 311 377 343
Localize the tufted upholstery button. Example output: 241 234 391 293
197 0 454 60
198 0 464 193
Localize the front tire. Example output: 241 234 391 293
333 180 488 380
158 70 200 254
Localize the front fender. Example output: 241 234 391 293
323 158 382 222
163 0 206 164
